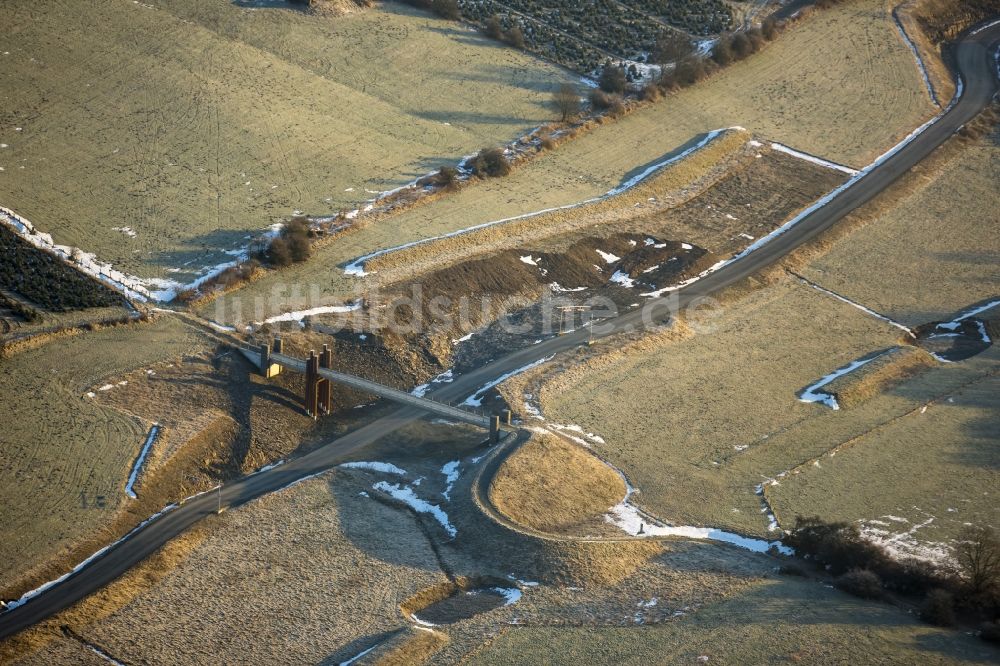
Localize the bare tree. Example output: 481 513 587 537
552 83 580 122
957 526 1000 593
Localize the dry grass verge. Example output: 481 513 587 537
489 434 627 534
361 627 448 666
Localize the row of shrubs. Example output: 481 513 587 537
783 517 1000 641
0 292 40 323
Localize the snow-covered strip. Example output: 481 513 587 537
952 299 1000 322
547 423 606 446
798 353 887 410
770 143 860 175
207 320 237 333
339 644 378 666
461 355 555 407
343 129 733 276
339 461 408 476
519 255 540 266
794 275 914 336
605 501 791 555
595 249 620 263
974 321 991 344
411 369 454 397
82 642 127 666
492 586 523 605
124 424 160 499
2 502 179 612
891 6 940 107
441 461 460 501
372 481 457 537
259 301 362 325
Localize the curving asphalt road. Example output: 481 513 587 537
1 21 998 643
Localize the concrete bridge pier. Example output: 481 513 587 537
258 337 283 378
489 415 501 444
501 409 513 425
318 344 333 415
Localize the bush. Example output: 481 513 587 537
920 589 956 626
430 0 459 19
711 36 734 66
598 64 627 94
731 32 754 59
485 14 502 39
673 57 707 86
434 165 458 188
470 147 510 177
836 569 884 600
539 136 557 150
267 236 292 267
588 89 618 110
762 17 781 40
504 25 525 49
640 82 661 102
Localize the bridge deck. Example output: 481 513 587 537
239 348 490 427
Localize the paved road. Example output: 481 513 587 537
1 21 998 643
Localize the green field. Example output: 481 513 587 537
0 0 575 284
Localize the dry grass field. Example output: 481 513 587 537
769 347 1000 561
798 134 1000 327
213 0 936 322
536 277 910 535
8 473 448 666
0 0 574 283
0 316 205 597
469 575 998 664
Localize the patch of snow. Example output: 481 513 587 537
609 270 635 288
441 460 460 501
373 481 456 538
111 226 137 238
680 243 693 250
124 424 160 499
519 255 539 266
595 249 620 264
97 384 114 392
493 587 522 606
412 368 454 397
953 299 1000 322
339 461 408 476
605 501 791 555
